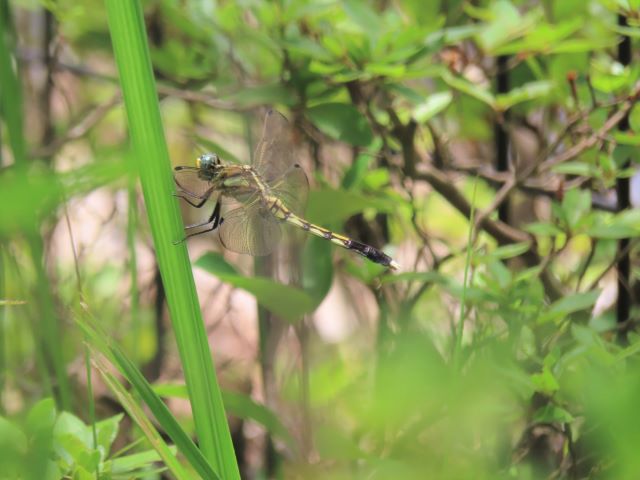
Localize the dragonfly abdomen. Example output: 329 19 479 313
267 195 399 270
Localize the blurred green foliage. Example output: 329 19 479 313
1 0 640 478
0 398 169 479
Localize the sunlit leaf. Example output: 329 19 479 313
551 161 599 177
585 209 640 239
413 91 453 123
531 367 559 395
495 81 554 110
552 291 600 314
525 222 564 236
343 0 382 34
533 404 574 423
440 69 495 107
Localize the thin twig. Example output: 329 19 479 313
472 86 640 229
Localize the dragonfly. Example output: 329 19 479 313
173 110 399 270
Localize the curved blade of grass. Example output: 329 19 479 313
104 1 239 477
93 355 191 480
153 383 295 451
77 310 219 480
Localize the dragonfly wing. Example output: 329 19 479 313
219 202 281 256
253 110 298 184
270 163 309 216
174 167 213 199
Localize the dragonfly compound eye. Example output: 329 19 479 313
197 153 219 170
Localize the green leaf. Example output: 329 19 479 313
590 58 632 93
547 291 600 317
195 253 317 321
525 222 564 236
95 415 123 460
413 91 453 123
307 103 373 146
533 404 574 423
26 399 57 433
342 151 377 189
425 24 483 46
485 242 532 260
530 367 560 395
551 161 599 177
440 69 495 107
549 37 617 54
111 449 170 475
561 189 591 230
0 417 27 458
363 168 390 189
386 83 427 104
585 209 640 239
54 413 92 449
474 0 538 52
343 0 382 34
613 131 640 146
282 37 334 62
495 81 554 110
492 19 582 55
364 62 407 78
630 104 640 133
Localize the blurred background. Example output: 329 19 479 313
1 0 640 478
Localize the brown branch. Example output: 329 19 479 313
447 162 617 211
472 86 640 232
392 111 565 300
413 166 531 245
539 97 637 173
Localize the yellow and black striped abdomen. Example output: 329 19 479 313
265 195 399 270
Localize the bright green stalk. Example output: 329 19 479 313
103 1 239 477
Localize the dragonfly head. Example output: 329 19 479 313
196 153 221 171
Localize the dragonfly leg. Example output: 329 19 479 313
181 218 224 241
173 183 214 208
185 201 222 230
174 201 223 244
174 191 210 208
